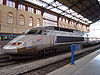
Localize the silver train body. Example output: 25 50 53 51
2 26 85 55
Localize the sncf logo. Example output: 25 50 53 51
37 38 42 41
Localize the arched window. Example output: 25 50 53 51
29 17 33 26
37 18 40 27
19 15 24 25
7 12 13 24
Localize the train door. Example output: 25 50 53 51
41 30 52 47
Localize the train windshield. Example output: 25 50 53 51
23 29 38 34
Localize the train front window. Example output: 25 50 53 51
38 29 42 34
26 29 38 34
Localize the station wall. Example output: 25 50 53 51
0 0 89 35
0 4 43 34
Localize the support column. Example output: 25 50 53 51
61 17 63 21
65 18 66 22
3 0 6 5
15 2 18 9
71 20 72 24
57 16 59 27
68 19 70 24
34 8 36 14
41 11 44 16
25 5 28 11
71 44 75 65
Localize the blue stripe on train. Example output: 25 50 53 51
55 36 84 43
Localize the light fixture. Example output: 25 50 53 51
27 0 93 25
98 0 100 4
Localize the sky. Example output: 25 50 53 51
87 20 100 38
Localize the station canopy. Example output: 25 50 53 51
26 0 100 25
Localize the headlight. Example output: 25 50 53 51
12 42 22 46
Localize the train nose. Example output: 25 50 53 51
1 45 4 49
2 45 18 54
2 41 23 54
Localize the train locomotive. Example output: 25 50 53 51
2 26 98 56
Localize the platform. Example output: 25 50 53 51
47 48 100 75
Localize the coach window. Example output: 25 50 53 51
29 17 33 26
19 15 25 25
0 0 3 4
37 18 40 27
43 30 47 35
7 12 13 24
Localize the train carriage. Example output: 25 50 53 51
2 26 91 55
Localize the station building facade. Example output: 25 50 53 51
0 0 89 35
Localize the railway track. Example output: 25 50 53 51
21 47 100 75
0 44 100 75
0 52 66 68
0 54 15 67
0 60 17 67
0 54 11 62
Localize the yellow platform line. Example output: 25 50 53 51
65 64 76 67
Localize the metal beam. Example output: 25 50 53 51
40 0 85 23
58 0 100 23
68 0 82 9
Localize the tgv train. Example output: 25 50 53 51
2 26 94 55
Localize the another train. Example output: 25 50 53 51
2 26 99 56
